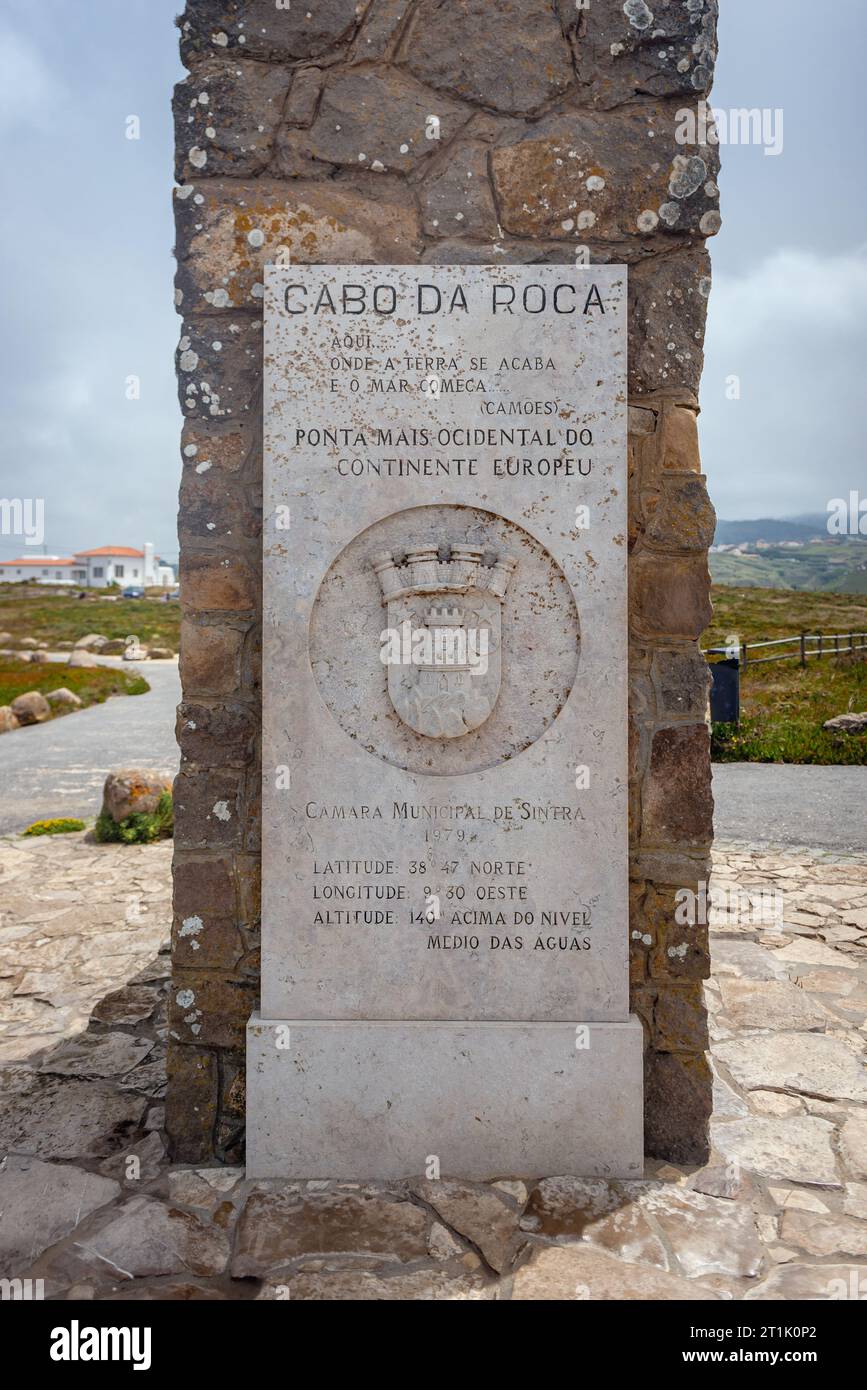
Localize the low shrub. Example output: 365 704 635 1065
21 817 87 836
94 790 174 844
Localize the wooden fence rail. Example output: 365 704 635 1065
703 632 867 669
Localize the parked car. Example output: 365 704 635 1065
121 586 145 599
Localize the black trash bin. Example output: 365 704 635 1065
709 657 740 723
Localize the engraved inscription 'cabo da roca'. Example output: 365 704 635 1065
373 543 517 739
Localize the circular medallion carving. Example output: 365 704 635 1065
309 505 580 776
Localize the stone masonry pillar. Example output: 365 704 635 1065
169 0 719 1166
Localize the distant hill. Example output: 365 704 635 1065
709 535 867 594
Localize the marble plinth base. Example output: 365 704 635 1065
246 1015 644 1180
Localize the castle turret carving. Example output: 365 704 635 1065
372 543 517 604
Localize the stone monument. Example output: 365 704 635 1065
170 0 719 1172
246 264 641 1177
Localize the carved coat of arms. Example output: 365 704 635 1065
372 543 517 739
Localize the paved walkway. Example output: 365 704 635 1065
0 834 171 1061
1 836 865 1299
713 763 867 854
0 656 179 834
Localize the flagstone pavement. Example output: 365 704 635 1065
1 832 866 1300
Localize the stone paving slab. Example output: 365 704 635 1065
0 833 170 1060
0 838 866 1299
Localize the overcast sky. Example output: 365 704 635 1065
0 0 864 562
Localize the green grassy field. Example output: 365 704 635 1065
0 660 149 712
706 586 867 764
0 587 180 650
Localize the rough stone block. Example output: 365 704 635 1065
643 724 714 849
283 67 324 127
176 315 262 423
645 476 716 552
235 853 261 929
173 854 234 913
662 405 703 472
179 420 254 475
178 464 253 544
630 553 713 640
174 59 290 180
276 67 471 175
419 141 499 239
180 552 258 613
402 0 575 115
420 237 575 265
629 250 712 397
628 403 657 437
177 699 258 768
352 0 414 61
651 648 711 720
173 767 246 850
654 981 709 1052
491 107 720 243
644 1048 712 1165
179 0 363 64
179 620 245 696
172 858 244 969
171 972 256 1050
646 883 711 982
555 0 719 108
174 179 422 313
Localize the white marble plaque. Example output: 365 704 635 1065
250 265 641 1177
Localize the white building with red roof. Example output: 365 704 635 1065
0 543 175 588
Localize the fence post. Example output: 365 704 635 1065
799 632 806 667
740 638 748 672
817 632 823 660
